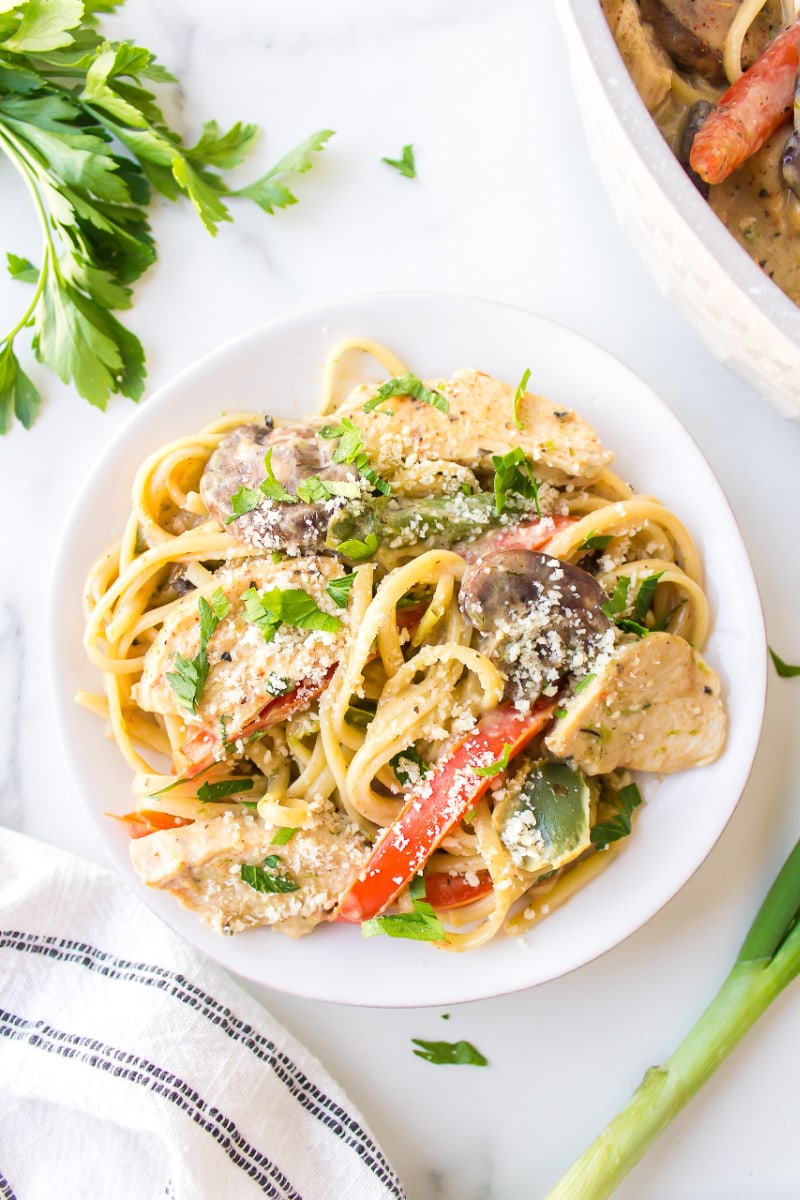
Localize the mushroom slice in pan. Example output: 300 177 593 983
544 632 726 775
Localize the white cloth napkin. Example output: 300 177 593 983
0 828 406 1200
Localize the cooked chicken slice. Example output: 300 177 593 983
544 632 726 774
130 806 370 937
602 0 673 111
334 367 613 486
135 556 349 735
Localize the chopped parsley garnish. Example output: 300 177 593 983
492 447 541 517
633 572 664 622
512 367 531 430
411 1039 488 1066
336 532 379 561
326 572 356 608
271 827 298 845
769 648 800 678
226 486 262 523
196 778 255 801
473 743 512 778
390 746 429 786
573 673 596 694
318 417 391 494
166 592 225 713
362 885 446 942
260 447 297 503
242 586 343 642
579 531 613 551
240 857 300 893
219 714 233 747
363 373 448 415
295 475 361 503
615 617 649 638
590 782 643 847
602 576 630 619
382 143 416 178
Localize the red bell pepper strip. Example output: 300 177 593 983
460 515 576 563
178 666 336 777
112 810 195 839
690 18 800 186
333 697 558 923
423 869 493 910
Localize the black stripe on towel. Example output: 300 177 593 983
0 1169 18 1200
0 1008 301 1200
1 931 405 1200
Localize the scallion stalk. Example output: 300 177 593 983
545 835 800 1199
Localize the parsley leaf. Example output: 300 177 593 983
390 746 429 786
318 417 391 494
579 530 613 551
512 367 530 430
382 143 416 178
602 576 630 619
271 826 297 845
473 742 512 778
411 1039 488 1066
633 572 664 623
344 697 378 729
335 532 379 562
769 648 800 678
295 475 361 503
196 778 255 801
573 673 596 694
0 8 333 432
651 598 687 632
363 373 448 415
492 447 541 517
242 586 343 641
362 895 445 942
590 782 643 847
326 572 356 608
260 447 297 503
240 858 300 893
165 591 224 712
225 485 263 523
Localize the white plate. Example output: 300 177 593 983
50 291 767 1007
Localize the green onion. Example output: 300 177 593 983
545 831 800 1199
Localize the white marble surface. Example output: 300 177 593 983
2 0 800 1196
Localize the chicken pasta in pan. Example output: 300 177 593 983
81 344 726 951
602 0 800 306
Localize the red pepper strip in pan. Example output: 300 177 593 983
333 697 558 924
690 18 800 185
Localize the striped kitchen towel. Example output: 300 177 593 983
0 828 406 1200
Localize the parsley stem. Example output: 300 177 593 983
0 127 51 341
545 832 800 1199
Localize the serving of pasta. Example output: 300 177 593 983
79 339 726 954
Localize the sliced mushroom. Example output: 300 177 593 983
201 421 358 553
459 550 615 700
678 101 713 197
640 0 726 81
544 632 726 774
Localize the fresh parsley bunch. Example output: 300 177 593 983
0 0 332 433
